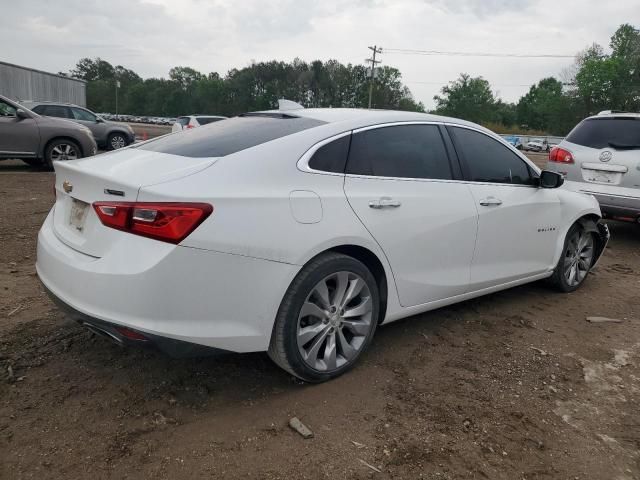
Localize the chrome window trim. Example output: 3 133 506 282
298 120 542 189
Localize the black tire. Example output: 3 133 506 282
549 223 597 293
268 252 380 383
21 158 43 168
44 139 82 170
107 132 128 150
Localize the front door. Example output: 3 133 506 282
448 126 562 291
343 123 478 307
0 100 39 156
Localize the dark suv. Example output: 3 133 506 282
21 101 136 150
0 95 97 169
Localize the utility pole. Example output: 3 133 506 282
366 45 382 109
115 79 120 115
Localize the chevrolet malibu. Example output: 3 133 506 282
37 105 609 382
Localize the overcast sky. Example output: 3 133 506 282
1 0 637 108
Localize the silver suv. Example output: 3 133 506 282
0 95 96 169
21 101 135 150
547 112 640 222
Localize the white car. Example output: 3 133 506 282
524 139 547 152
172 115 227 132
37 104 609 382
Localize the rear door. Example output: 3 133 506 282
343 123 478 307
448 126 561 290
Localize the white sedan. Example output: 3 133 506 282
37 104 609 382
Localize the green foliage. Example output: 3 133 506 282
69 57 423 116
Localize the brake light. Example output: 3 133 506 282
93 202 213 244
549 146 574 164
186 124 195 129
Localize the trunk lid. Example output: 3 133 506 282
52 148 216 257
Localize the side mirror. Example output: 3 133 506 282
16 108 30 120
539 170 564 189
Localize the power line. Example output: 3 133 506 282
407 81 535 87
382 48 576 59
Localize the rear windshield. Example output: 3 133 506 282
566 117 640 149
139 115 325 158
196 116 224 125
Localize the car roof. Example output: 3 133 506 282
255 107 491 134
21 100 82 108
587 112 640 120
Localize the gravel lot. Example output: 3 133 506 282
1 152 639 479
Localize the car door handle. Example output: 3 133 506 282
369 197 402 209
479 196 503 206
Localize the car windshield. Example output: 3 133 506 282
566 117 640 149
138 114 325 157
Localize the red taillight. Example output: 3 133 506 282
93 202 213 244
549 146 574 164
186 124 195 129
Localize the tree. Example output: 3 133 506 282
433 73 499 124
517 78 575 134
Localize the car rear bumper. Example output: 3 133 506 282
36 210 298 353
584 191 640 219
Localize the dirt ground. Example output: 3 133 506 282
1 154 639 480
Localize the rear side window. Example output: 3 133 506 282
566 117 640 149
0 100 16 117
177 117 190 126
308 135 351 173
346 124 452 180
196 116 224 126
139 115 326 158
35 105 71 119
450 127 535 185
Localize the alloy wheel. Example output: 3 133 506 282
50 144 78 161
110 135 126 149
563 230 594 287
296 271 373 372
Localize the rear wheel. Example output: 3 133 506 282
44 139 81 170
549 224 596 292
108 132 128 150
268 253 379 382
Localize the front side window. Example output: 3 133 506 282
71 107 96 122
0 101 16 117
346 124 452 180
450 127 535 185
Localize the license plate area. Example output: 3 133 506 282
581 169 623 185
69 198 90 231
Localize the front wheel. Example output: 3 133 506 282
549 224 596 292
268 253 379 382
108 132 129 150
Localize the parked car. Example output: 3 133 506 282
504 135 523 150
172 115 227 132
21 101 135 150
547 112 640 222
37 105 608 382
0 95 96 168
524 138 548 152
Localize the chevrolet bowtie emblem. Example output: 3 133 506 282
63 180 73 193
